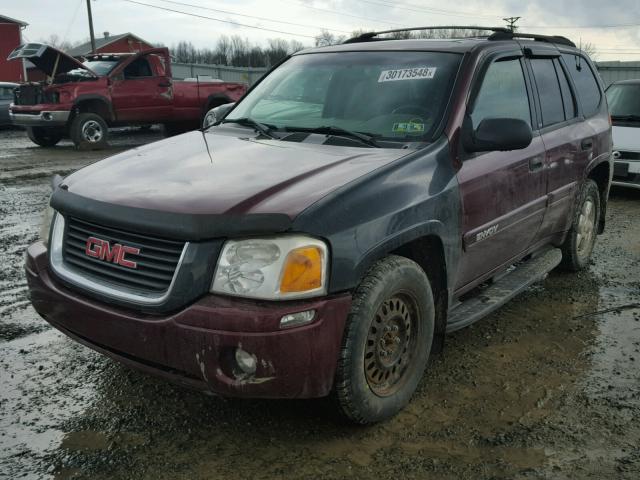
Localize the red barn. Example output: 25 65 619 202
66 32 154 57
0 14 27 82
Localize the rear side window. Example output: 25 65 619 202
562 54 602 117
471 58 531 128
530 58 565 127
555 59 576 120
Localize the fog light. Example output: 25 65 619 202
234 348 257 375
280 309 316 329
42 112 52 121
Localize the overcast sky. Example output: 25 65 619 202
4 0 640 61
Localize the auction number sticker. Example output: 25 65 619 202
378 67 437 82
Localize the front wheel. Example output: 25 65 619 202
70 113 109 150
334 255 434 424
26 127 63 147
559 179 600 271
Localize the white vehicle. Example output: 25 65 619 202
606 80 640 190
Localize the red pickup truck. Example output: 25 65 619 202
7 44 247 149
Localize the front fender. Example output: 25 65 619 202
293 136 462 294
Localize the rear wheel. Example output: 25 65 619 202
559 179 600 271
70 113 109 150
26 127 63 147
334 255 434 424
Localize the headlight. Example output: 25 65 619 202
211 236 328 300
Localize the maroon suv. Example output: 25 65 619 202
25 27 612 424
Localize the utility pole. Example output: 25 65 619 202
86 0 96 53
503 16 521 32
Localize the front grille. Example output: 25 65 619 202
62 217 186 294
14 84 44 105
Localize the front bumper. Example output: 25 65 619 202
613 158 640 190
10 109 70 127
25 242 352 398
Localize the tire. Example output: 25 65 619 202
26 127 63 147
559 179 600 271
70 113 109 150
334 255 435 424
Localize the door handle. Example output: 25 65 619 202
529 156 544 171
581 138 593 151
158 81 172 87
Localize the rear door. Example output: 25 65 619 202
455 51 547 291
526 50 597 239
110 53 173 122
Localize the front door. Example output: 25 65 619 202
455 53 547 292
110 54 172 122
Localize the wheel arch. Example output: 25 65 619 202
585 156 612 234
204 94 232 115
71 95 114 124
352 222 451 353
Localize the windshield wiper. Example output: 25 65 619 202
282 125 381 148
611 114 640 122
221 118 278 139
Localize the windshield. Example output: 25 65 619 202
606 83 640 117
226 51 462 142
0 86 15 100
68 60 120 77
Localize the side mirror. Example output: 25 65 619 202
202 102 235 129
463 117 533 153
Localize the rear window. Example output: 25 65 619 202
606 83 640 118
562 54 602 117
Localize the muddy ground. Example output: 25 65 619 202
1 127 639 479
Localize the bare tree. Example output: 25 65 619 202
581 41 598 60
38 34 82 52
314 29 346 47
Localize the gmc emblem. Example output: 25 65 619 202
85 236 140 269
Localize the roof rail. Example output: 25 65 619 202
343 26 510 44
342 26 576 48
488 30 576 47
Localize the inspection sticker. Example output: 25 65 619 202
378 67 437 82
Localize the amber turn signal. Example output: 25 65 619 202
280 246 324 293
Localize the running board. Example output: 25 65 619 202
446 248 562 333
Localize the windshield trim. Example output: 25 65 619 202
227 50 464 144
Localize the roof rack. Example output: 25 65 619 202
343 26 576 48
343 26 510 44
487 30 576 47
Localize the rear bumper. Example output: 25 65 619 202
10 109 70 127
25 242 352 398
613 159 640 190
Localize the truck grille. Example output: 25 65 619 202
62 217 186 294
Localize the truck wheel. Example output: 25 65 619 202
334 255 434 424
26 127 63 147
70 113 109 150
559 179 600 271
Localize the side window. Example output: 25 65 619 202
471 58 531 129
555 59 576 120
562 53 602 117
530 58 565 127
123 58 153 79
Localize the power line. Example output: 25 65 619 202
522 23 640 29
121 0 318 38
503 16 521 32
280 0 407 27
353 0 500 20
154 0 351 34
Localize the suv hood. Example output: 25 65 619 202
62 130 413 219
7 43 96 78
